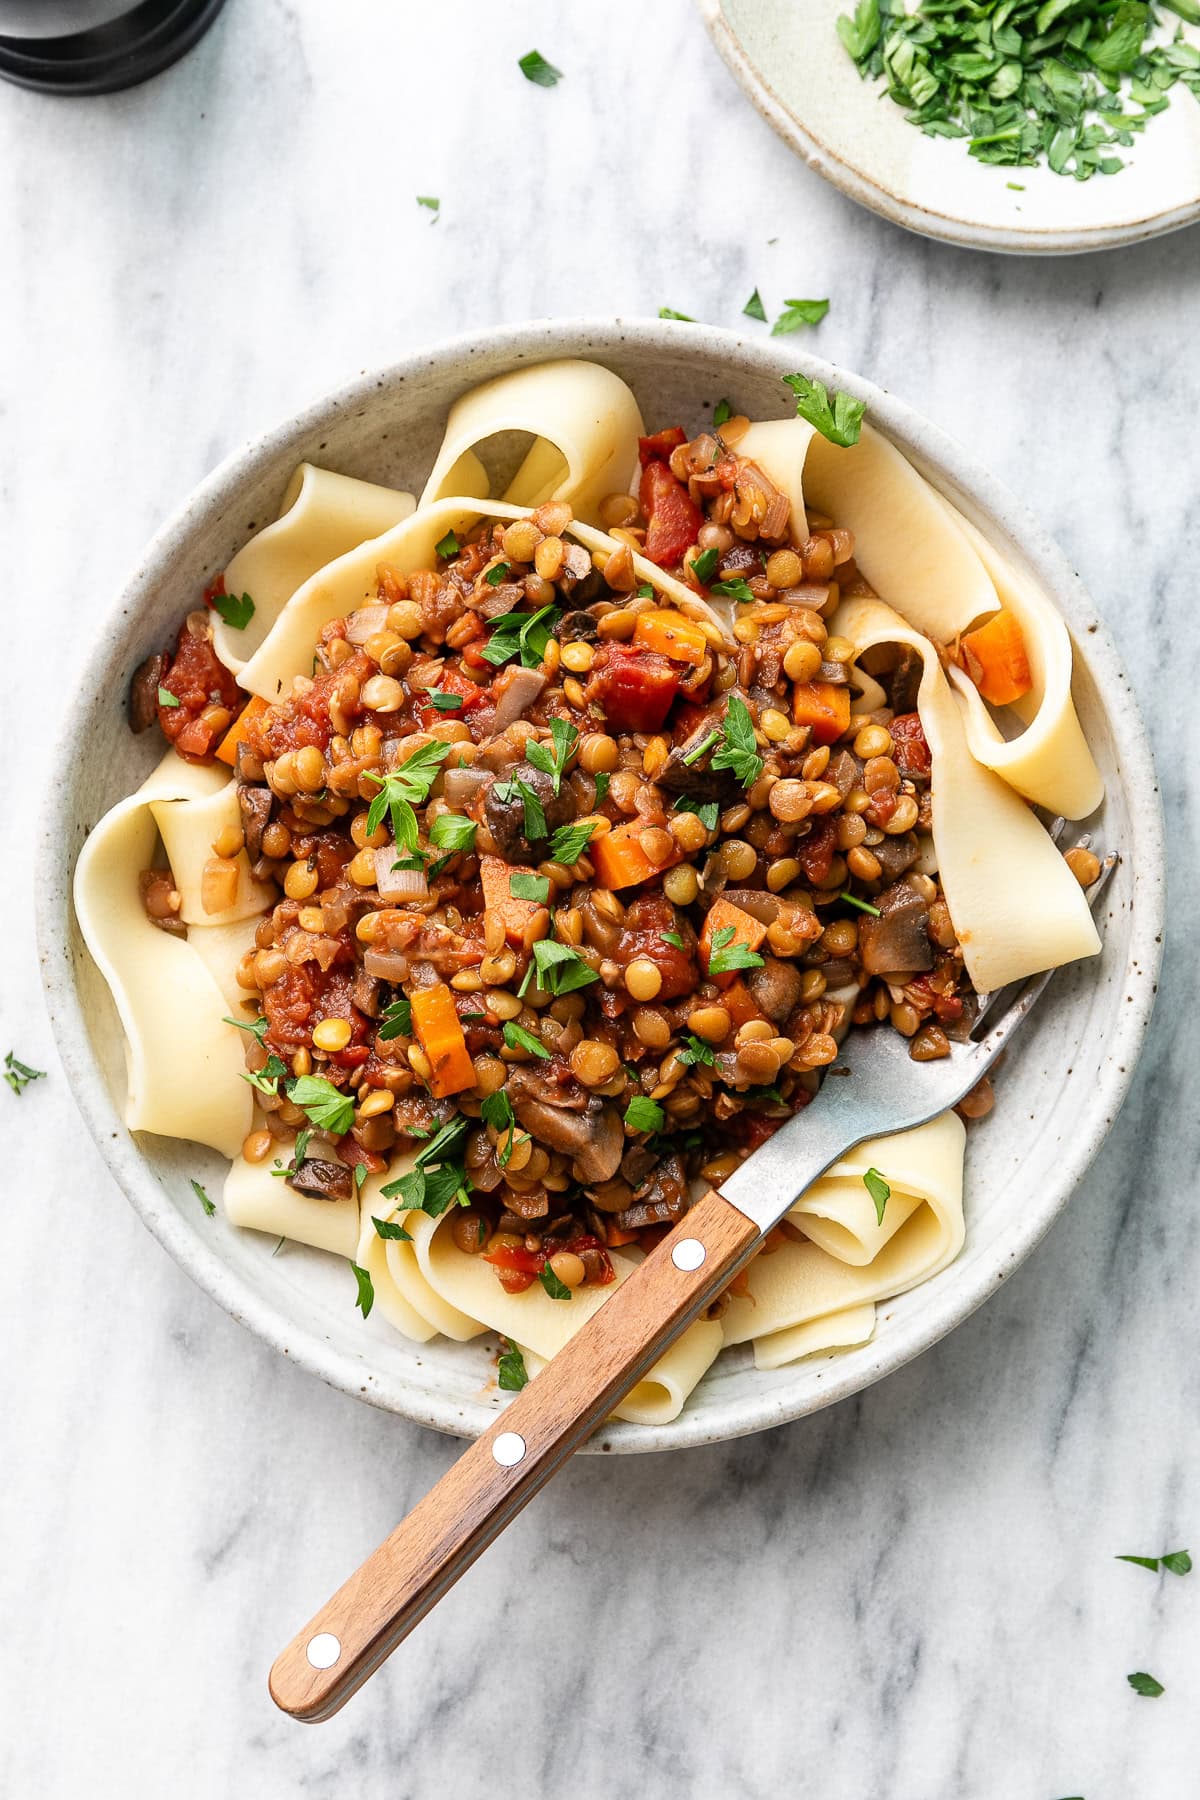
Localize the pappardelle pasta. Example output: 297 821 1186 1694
75 358 1105 1424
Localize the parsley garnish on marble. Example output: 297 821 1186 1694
519 48 563 87
4 1051 45 1097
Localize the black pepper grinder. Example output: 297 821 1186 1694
0 0 228 94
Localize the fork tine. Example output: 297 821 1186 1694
967 853 1117 1056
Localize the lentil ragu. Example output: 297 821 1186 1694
132 414 1029 1303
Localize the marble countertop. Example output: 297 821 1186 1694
2 3 1197 1795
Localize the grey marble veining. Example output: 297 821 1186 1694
1 3 1197 1795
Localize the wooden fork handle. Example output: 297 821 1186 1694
269 1187 760 1721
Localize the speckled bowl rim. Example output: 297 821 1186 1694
697 0 1200 256
36 317 1164 1453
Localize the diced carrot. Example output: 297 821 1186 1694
632 610 708 667
699 898 768 989
215 695 269 766
410 983 475 1098
604 1222 641 1249
722 978 766 1030
480 854 542 948
791 681 851 745
960 608 1032 707
589 819 681 892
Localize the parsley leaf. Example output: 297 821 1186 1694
524 716 578 794
510 872 551 903
493 775 548 841
531 939 599 996
223 1013 269 1044
863 1167 891 1224
378 997 412 1041
743 288 767 321
416 194 440 214
549 818 598 865
711 577 755 603
4 1051 46 1097
498 1338 529 1390
429 812 477 854
658 307 696 321
624 1095 665 1134
711 695 764 788
435 529 459 559
190 1178 216 1217
481 1089 515 1136
157 686 180 708
241 1053 288 1096
678 1034 716 1067
485 561 510 587
707 925 765 978
691 545 720 585
674 795 719 832
519 48 563 86
1089 3 1150 74
364 741 452 850
502 1019 551 1059
539 1264 574 1300
1162 1550 1193 1576
289 1075 356 1135
372 1215 412 1241
426 689 466 712
836 0 881 61
660 931 685 949
1127 1671 1164 1698
772 297 830 335
784 372 867 448
592 771 611 806
636 583 654 599
211 590 255 630
713 398 732 428
350 1261 375 1319
480 602 560 670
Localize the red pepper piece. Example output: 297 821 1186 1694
639 460 703 568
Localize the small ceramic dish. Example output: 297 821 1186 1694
37 318 1163 1452
699 0 1200 255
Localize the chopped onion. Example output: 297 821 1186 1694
443 765 491 807
374 847 429 901
345 605 389 644
363 948 411 982
491 666 547 732
780 582 834 611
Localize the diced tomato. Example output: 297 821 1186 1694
890 712 931 778
157 620 243 763
484 1244 544 1277
638 426 687 466
614 895 696 1000
417 665 485 729
796 815 838 885
591 647 679 732
639 460 703 568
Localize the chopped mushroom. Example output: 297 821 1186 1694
129 652 169 733
287 1157 354 1203
858 881 934 977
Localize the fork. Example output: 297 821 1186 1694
268 853 1115 1721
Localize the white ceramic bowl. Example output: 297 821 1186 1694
699 0 1200 255
38 319 1163 1452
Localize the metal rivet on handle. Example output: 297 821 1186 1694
306 1633 341 1670
492 1431 527 1467
672 1238 706 1272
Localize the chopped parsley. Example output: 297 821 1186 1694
379 1116 472 1217
636 583 655 599
675 795 719 832
510 872 551 904
429 812 477 855
658 307 696 321
713 398 732 428
416 194 440 213
863 1167 891 1224
480 602 560 669
707 925 765 978
624 1095 666 1134
660 931 685 949
372 1214 412 1240
426 688 466 711
210 590 254 630
354 1162 367 1191
498 1339 529 1390
681 729 720 769
502 1019 551 1059
1127 1671 1164 1698
378 996 412 1041
492 775 547 841
485 561 511 586
519 48 563 86
223 1013 269 1044
678 1034 717 1067
840 890 882 917
711 577 755 604
481 1089 515 1137
592 771 611 806
435 529 460 559
157 686 180 708
691 545 720 585
772 297 830 335
743 288 767 321
548 818 598 865
241 1054 288 1097
4 1051 45 1096
784 372 867 449
525 716 577 794
530 939 599 996
711 695 764 788
364 740 452 852
539 1264 574 1300
190 1178 216 1217
1117 1550 1192 1575
289 1075 357 1136
350 1261 375 1319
